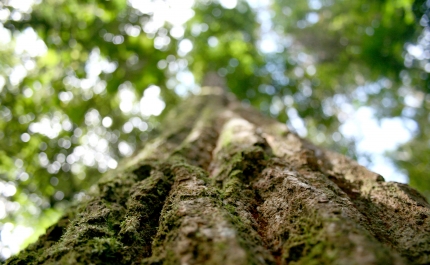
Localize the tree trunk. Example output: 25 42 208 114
7 89 430 265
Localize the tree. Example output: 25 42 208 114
1 0 430 260
6 88 430 264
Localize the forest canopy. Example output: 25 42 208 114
0 0 429 259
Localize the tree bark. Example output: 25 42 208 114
7 89 430 265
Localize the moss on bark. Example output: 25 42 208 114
6 89 430 265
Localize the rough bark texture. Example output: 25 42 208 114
7 89 430 265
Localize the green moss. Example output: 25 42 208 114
46 237 124 265
213 145 268 187
6 159 184 265
219 126 235 148
222 172 243 199
210 146 276 264
280 212 337 265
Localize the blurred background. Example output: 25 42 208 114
0 0 429 260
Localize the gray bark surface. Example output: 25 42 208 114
6 90 430 265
